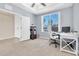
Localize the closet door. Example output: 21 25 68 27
15 15 21 38
21 16 30 41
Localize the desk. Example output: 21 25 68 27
60 33 79 56
50 32 79 55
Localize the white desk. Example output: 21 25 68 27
50 32 79 55
60 33 79 56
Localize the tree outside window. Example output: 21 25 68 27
42 12 60 32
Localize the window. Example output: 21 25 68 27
42 15 50 32
41 12 60 32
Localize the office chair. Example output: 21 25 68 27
49 33 60 48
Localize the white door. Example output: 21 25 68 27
15 15 21 38
21 16 30 41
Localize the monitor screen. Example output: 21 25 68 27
62 27 70 33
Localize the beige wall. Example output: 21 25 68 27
0 11 14 40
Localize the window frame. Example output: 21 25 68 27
41 12 61 32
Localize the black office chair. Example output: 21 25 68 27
49 33 60 48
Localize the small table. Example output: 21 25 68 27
60 33 79 56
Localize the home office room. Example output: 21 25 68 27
0 0 79 57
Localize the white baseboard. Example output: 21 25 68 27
39 36 49 40
19 38 29 41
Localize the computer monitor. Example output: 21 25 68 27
62 26 70 33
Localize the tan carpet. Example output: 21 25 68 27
0 38 75 56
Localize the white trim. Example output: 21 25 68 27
13 3 73 15
41 16 44 32
39 36 49 40
0 8 23 16
58 12 61 32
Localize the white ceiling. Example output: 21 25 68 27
22 3 57 11
13 3 73 15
